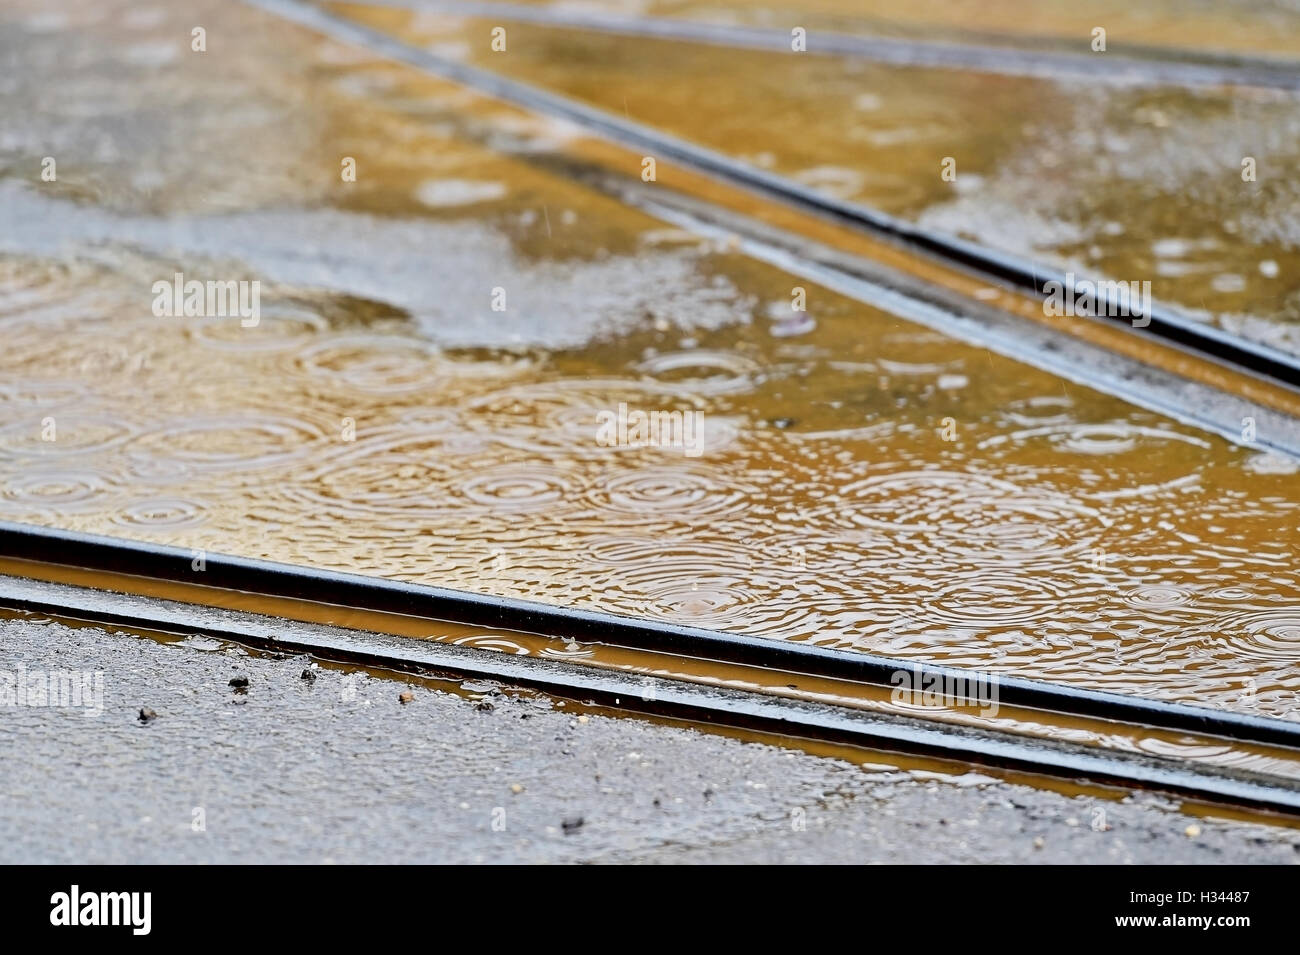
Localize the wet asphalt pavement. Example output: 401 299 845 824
2 615 1297 863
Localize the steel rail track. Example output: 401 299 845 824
247 0 1300 389
3 520 1300 753
4 567 1300 816
339 0 1300 91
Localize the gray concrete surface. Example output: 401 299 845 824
1 615 1297 863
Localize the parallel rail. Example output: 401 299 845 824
4 545 1300 816
5 520 1300 818
340 0 1300 91
249 0 1300 389
4 521 1300 750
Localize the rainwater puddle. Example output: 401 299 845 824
1 0 1298 725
